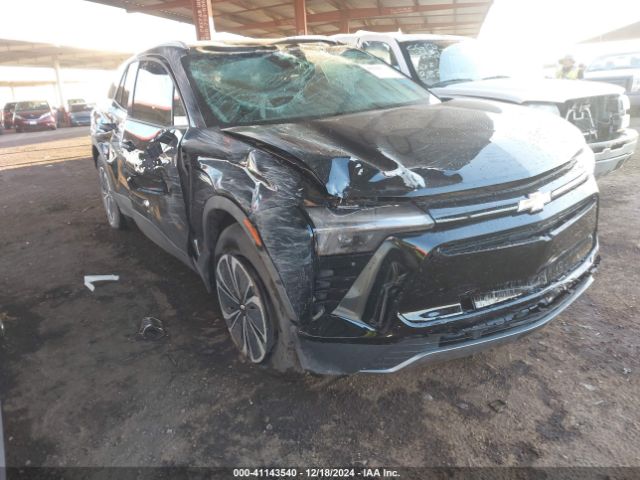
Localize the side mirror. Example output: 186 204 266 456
156 129 178 145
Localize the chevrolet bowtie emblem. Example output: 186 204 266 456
517 191 551 213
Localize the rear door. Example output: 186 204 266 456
121 59 191 264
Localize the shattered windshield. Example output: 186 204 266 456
401 39 509 88
183 43 430 126
587 53 640 72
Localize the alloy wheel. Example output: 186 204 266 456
98 166 117 227
216 254 269 363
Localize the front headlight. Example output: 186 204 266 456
307 204 434 256
38 112 52 120
631 75 640 92
14 114 23 121
526 103 561 116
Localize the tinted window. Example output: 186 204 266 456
132 61 173 126
361 41 399 68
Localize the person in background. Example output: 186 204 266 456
556 54 579 80
56 105 66 127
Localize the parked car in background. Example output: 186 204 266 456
68 103 92 126
2 102 17 129
584 52 640 111
13 100 56 132
334 32 638 178
91 39 599 374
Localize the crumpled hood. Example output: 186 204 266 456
433 78 625 104
223 98 585 200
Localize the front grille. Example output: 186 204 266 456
562 95 624 142
398 196 598 317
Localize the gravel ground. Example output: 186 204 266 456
0 122 639 468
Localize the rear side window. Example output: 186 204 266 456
132 61 173 126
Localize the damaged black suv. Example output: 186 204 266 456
91 39 599 374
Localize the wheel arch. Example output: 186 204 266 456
196 195 299 328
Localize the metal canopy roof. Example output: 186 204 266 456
582 21 640 43
0 38 131 69
86 0 493 37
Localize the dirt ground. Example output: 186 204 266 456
0 120 639 469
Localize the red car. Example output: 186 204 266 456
13 101 57 132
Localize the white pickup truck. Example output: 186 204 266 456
584 51 640 111
334 31 638 178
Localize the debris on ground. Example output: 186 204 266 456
137 317 166 341
488 399 507 413
84 275 119 292
581 383 597 391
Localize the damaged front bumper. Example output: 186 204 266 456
297 248 597 374
590 128 638 178
295 174 600 375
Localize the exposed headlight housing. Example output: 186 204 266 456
526 103 561 116
307 204 434 256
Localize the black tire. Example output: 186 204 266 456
214 223 298 371
97 158 126 230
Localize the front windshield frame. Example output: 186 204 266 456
182 43 432 128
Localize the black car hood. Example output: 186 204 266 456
223 98 585 200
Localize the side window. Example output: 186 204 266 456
114 61 138 109
361 41 399 68
132 61 174 126
173 89 188 126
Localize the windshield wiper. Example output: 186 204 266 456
482 75 510 80
429 78 474 88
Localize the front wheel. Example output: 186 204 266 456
97 160 126 230
214 223 298 371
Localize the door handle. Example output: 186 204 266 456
121 140 136 152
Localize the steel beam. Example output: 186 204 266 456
191 0 215 39
52 57 66 108
240 1 488 31
293 0 307 35
128 0 239 12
